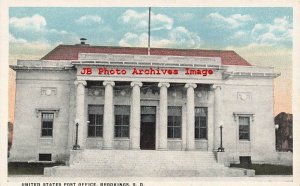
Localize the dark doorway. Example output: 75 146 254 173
140 106 156 150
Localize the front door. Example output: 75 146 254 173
140 106 156 150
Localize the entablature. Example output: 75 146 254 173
10 60 74 71
223 71 280 79
10 54 280 80
77 53 222 66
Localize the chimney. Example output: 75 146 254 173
80 38 87 45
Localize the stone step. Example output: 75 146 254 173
69 149 225 173
70 150 220 168
80 150 216 160
78 158 217 163
71 159 221 166
71 162 220 166
82 150 215 154
44 150 255 177
44 167 254 177
71 150 219 168
70 164 226 170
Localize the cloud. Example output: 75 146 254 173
168 27 201 48
119 32 147 47
120 9 173 31
230 31 247 39
119 26 201 49
179 13 194 21
10 14 80 45
43 28 80 44
207 12 252 28
10 14 47 31
251 16 292 46
9 14 80 61
76 15 103 25
9 33 47 61
9 34 27 44
225 44 292 69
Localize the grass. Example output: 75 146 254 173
8 162 65 175
230 163 293 175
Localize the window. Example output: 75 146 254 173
239 156 251 165
195 107 207 139
39 153 52 161
114 105 130 138
41 113 54 137
168 106 182 138
88 105 104 137
239 116 250 140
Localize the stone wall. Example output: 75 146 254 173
9 70 75 162
221 77 276 164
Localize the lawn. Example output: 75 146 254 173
230 164 293 175
8 162 65 175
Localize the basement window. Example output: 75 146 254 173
39 153 52 161
239 156 251 165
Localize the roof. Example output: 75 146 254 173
41 44 252 66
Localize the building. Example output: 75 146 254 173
275 112 293 152
9 41 280 176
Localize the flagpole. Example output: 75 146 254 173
148 7 151 56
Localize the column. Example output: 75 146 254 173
74 80 87 149
103 81 115 150
185 83 197 150
130 81 143 150
158 82 170 150
212 85 222 150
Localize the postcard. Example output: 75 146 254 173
1 1 299 186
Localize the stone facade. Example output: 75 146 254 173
9 47 280 167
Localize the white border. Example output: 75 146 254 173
1 1 299 186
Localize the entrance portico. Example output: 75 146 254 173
75 79 214 151
71 53 225 151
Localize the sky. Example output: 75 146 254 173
8 7 293 122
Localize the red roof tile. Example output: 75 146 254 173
41 44 252 66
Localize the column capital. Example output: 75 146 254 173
103 81 115 87
130 81 143 87
158 82 170 88
184 83 197 89
74 80 87 86
211 84 222 91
